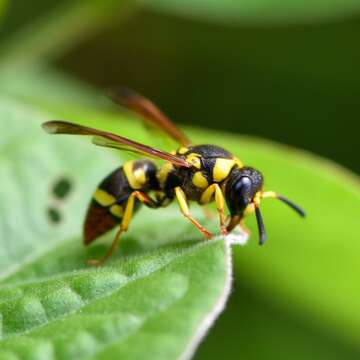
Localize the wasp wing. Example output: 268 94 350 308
106 87 191 147
42 120 192 168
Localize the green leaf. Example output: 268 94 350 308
143 0 360 24
1 75 360 358
190 129 360 348
197 280 360 360
231 142 360 347
0 97 117 278
0 65 104 110
0 97 232 359
0 240 231 359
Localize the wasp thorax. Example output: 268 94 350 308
226 166 264 215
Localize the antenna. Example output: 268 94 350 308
255 205 267 245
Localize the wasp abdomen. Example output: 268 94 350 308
84 160 159 245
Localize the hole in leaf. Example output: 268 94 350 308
47 207 62 224
52 177 73 200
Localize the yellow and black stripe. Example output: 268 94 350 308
84 160 160 244
162 144 244 203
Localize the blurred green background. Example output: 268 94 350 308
1 0 360 359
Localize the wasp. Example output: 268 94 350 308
42 88 305 265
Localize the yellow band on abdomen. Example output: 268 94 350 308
93 188 116 206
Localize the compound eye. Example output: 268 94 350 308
235 176 252 192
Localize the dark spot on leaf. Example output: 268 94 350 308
52 177 73 200
47 207 62 224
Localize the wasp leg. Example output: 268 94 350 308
226 215 241 232
200 184 227 235
88 191 158 266
175 187 212 239
214 184 227 236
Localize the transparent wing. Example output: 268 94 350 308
106 87 191 147
42 120 192 168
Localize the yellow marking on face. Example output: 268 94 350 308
254 191 262 206
244 203 255 216
124 161 146 190
157 162 174 189
177 147 189 155
186 153 202 169
192 171 208 189
233 156 243 168
93 188 116 206
213 158 236 182
110 204 123 218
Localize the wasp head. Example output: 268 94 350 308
225 166 305 245
225 166 264 215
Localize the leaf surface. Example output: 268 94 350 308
190 128 360 347
0 97 231 360
1 68 360 357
